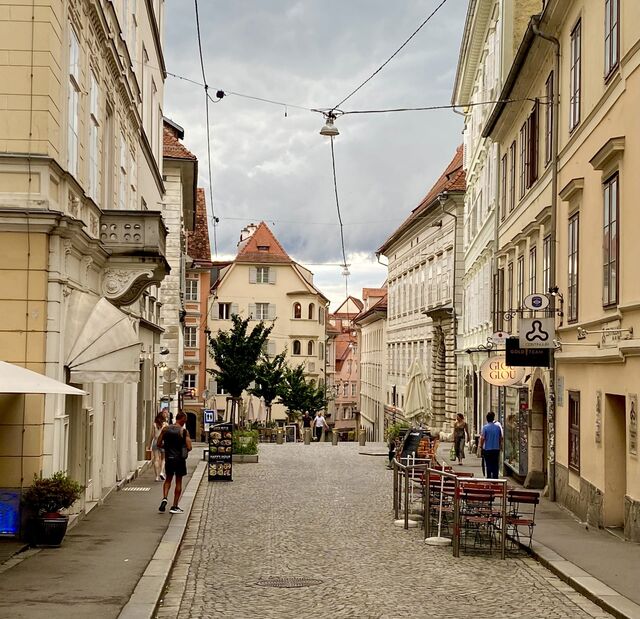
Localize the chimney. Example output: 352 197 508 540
237 223 258 252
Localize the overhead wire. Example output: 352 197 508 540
331 0 450 111
194 0 219 255
329 136 350 301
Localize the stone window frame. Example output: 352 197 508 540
568 390 581 474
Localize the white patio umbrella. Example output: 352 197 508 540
246 396 256 421
403 358 430 423
257 397 267 422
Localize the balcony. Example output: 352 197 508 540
100 210 170 307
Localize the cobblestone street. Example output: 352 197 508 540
156 444 610 619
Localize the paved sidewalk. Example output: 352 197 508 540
438 442 640 619
0 445 205 619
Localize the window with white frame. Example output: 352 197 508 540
256 266 270 283
351 383 357 397
184 326 197 348
255 303 269 320
68 26 80 176
604 0 619 77
88 71 100 201
185 279 198 301
118 132 128 209
218 302 231 319
569 20 582 131
183 373 196 389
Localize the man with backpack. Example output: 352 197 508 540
157 411 192 514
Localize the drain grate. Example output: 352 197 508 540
256 577 321 589
123 487 151 492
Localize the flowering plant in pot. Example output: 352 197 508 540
22 472 84 546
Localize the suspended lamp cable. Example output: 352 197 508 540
194 0 219 255
329 136 349 300
331 0 449 111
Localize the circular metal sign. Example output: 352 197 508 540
523 293 550 311
480 355 526 386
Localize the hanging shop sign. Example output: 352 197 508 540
490 331 511 346
480 355 526 387
523 293 550 311
519 318 556 349
208 422 233 481
506 337 551 367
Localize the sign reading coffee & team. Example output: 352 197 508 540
480 355 526 387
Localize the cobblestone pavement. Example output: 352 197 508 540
155 443 611 619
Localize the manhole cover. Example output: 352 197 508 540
256 577 321 588
123 487 151 492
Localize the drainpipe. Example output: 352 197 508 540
532 16 560 502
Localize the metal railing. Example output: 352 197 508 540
392 457 431 530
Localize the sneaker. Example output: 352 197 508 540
160 473 165 480
155 476 161 482
169 506 184 514
159 497 168 512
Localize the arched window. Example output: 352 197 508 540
307 340 314 356
293 302 301 319
293 340 301 355
308 303 315 320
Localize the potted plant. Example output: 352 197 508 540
22 472 84 546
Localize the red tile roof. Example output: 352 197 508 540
378 145 465 253
354 293 388 322
235 221 292 264
163 123 197 160
362 287 386 300
186 189 212 261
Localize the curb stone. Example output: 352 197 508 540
117 459 207 619
527 539 640 619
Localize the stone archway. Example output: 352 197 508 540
525 379 547 489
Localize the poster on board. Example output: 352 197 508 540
209 422 233 481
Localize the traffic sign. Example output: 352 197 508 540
204 409 215 424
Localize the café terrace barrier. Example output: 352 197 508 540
393 460 508 560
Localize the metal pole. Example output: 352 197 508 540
404 467 410 529
393 460 399 517
453 477 460 558
501 481 507 560
424 469 430 539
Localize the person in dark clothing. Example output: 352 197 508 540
157 411 192 514
300 412 312 442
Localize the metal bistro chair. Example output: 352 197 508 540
459 486 497 553
506 490 540 550
428 475 456 536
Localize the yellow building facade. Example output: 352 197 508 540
485 0 640 539
0 0 169 529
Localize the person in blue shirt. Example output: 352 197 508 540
480 412 503 479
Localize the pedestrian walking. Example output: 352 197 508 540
452 413 469 465
301 411 312 441
148 412 168 481
480 411 502 479
157 411 192 514
313 412 329 442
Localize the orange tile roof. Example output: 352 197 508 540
186 189 211 261
235 221 292 264
362 287 386 300
378 145 465 253
163 123 197 160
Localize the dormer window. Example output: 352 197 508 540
257 245 269 251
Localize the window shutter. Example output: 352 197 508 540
231 303 239 317
268 268 277 284
268 340 276 356
249 267 257 284
248 303 256 319
268 304 276 320
212 302 219 319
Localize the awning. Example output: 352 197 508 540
65 293 141 383
0 361 86 395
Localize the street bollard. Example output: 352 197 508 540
304 428 311 445
358 429 366 446
331 431 338 446
276 428 284 444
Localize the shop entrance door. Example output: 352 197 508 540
526 379 547 489
604 394 626 529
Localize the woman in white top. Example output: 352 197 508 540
313 412 329 442
149 412 168 481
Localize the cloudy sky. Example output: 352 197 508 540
163 0 466 309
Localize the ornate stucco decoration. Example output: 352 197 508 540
102 267 162 307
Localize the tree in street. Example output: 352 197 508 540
249 350 287 423
277 364 328 423
207 314 273 426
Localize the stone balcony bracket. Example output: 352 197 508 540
100 210 170 307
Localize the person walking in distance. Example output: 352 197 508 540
480 411 502 479
148 412 168 481
157 411 192 514
313 411 329 442
452 413 469 465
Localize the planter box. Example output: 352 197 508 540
28 515 69 547
232 454 259 463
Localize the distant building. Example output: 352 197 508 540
378 147 466 433
354 288 388 442
207 222 329 421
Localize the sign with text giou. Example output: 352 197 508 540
480 355 526 387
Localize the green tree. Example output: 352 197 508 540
277 364 328 423
207 314 273 426
249 351 287 423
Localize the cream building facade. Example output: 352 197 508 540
0 0 170 530
483 0 640 538
377 147 465 433
208 222 329 422
354 288 387 442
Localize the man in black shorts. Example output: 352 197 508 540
157 411 192 514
